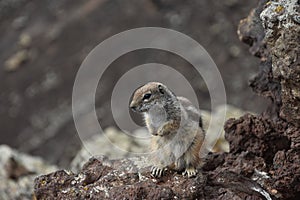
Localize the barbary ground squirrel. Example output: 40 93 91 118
130 82 205 178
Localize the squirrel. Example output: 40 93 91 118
130 82 205 178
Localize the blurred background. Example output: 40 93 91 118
0 0 267 167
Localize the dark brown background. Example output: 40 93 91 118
0 0 266 166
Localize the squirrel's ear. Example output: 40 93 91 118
158 84 164 94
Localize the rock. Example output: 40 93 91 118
261 0 300 127
4 50 31 72
230 0 300 198
0 145 57 200
70 127 150 172
238 0 282 120
202 104 252 153
34 155 270 199
12 15 28 30
239 0 300 126
237 2 266 58
224 114 299 199
18 33 32 48
4 33 33 72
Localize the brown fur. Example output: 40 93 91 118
130 82 205 177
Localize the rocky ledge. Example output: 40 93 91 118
33 115 299 199
34 154 274 199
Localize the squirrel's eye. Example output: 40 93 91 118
143 93 151 101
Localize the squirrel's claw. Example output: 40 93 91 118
151 166 165 178
157 126 167 136
157 122 172 136
182 168 197 178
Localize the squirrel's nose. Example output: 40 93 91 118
130 102 137 112
130 105 137 112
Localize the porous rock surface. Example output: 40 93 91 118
234 0 300 199
239 0 300 125
0 145 57 200
34 155 271 199
262 0 300 126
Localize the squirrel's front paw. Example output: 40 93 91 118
182 167 197 178
157 127 168 136
151 166 166 178
157 122 172 136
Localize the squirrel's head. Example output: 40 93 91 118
129 82 173 112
